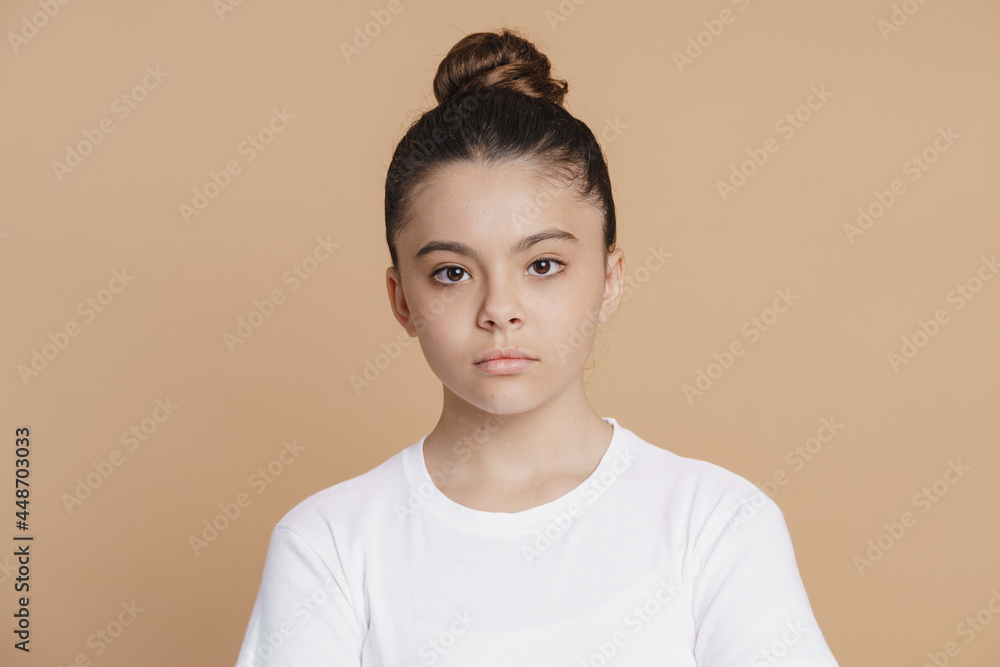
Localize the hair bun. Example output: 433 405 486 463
433 28 569 107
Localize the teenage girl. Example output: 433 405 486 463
235 27 839 666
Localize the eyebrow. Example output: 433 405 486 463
414 229 581 262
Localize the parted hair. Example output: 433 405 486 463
384 27 617 271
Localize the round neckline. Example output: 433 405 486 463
403 416 630 533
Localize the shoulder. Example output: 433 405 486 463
624 424 764 498
272 443 411 540
620 423 780 527
619 425 792 581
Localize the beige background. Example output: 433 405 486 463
2 0 999 664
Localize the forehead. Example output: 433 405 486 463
402 160 601 249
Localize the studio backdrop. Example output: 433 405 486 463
2 0 998 665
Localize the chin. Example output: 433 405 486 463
453 384 542 416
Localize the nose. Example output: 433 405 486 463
483 314 521 328
477 277 524 330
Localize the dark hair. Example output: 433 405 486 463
384 27 617 272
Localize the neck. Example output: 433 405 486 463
424 382 612 486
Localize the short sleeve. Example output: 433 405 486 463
690 492 839 666
235 525 365 666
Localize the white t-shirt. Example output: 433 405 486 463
235 417 839 666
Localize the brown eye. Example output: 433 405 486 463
527 258 566 277
431 266 470 286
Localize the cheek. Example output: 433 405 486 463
540 297 601 362
413 294 469 352
411 288 460 334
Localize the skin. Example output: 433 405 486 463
385 159 626 512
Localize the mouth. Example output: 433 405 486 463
476 357 535 375
475 347 535 364
475 347 536 375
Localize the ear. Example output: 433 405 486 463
599 248 626 324
386 266 419 337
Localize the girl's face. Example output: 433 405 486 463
386 160 625 416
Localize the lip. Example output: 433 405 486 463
477 358 535 375
474 347 535 364
474 347 537 375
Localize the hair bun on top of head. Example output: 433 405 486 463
432 28 569 108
